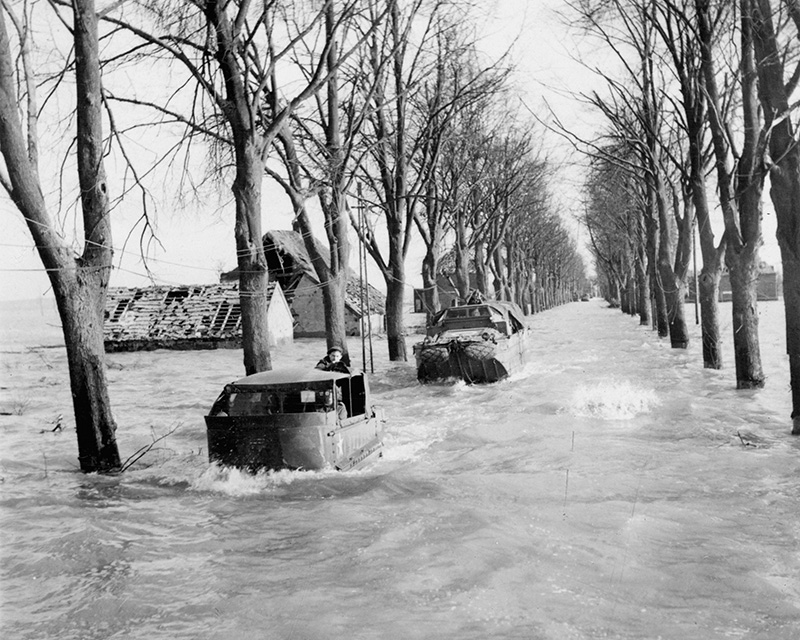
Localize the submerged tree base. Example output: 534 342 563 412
736 379 766 390
77 443 122 474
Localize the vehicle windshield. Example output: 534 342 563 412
444 307 490 319
440 305 505 327
209 374 368 418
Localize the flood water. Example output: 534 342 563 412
1 298 799 639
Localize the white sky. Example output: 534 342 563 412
0 0 783 302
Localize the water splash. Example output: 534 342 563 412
189 463 334 495
568 380 660 419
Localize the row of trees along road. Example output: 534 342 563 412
0 0 585 472
570 0 800 434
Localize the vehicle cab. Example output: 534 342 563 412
427 302 527 339
205 367 383 471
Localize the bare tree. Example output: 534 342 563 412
529 216 586 309
443 107 497 302
0 0 121 472
500 161 561 309
472 129 538 301
573 0 770 377
696 0 766 388
583 151 644 313
409 26 510 319
568 0 694 344
623 1 694 347
268 1 389 358
103 0 356 375
650 0 727 367
356 0 415 361
748 0 800 431
434 103 535 306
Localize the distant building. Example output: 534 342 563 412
221 230 386 337
686 262 780 302
103 282 293 352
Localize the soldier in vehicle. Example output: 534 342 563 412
315 345 351 373
318 388 348 421
264 393 280 414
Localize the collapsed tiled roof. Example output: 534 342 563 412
103 282 275 350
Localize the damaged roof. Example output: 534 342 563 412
222 229 386 315
103 282 276 351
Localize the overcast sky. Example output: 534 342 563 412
0 0 783 302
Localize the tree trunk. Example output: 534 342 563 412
421 249 441 320
692 161 725 368
656 182 690 348
504 241 516 303
385 265 407 361
474 242 488 297
71 0 121 471
659 252 691 348
626 275 637 317
321 269 348 348
769 174 800 429
611 279 621 308
728 1 765 388
664 283 689 348
233 144 271 375
728 247 764 388
322 192 349 352
55 279 121 471
636 242 650 326
492 248 504 300
454 215 470 301
780 256 800 433
293 195 349 356
0 2 121 472
318 3 350 356
697 0 764 384
205 1 272 375
310 184 350 356
619 275 630 314
275 122 348 356
687 45 725 367
652 280 669 337
645 207 669 337
697 267 723 369
749 0 800 430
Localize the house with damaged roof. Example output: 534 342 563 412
221 229 386 338
103 281 293 352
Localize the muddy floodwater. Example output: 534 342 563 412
1 299 799 639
